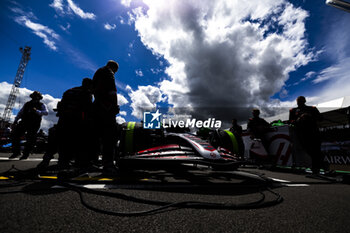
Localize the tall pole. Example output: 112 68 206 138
1 46 31 127
326 0 350 13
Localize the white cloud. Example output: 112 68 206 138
9 6 38 20
14 15 59 51
118 16 133 25
10 3 59 50
127 10 137 25
116 116 126 124
104 23 116 30
63 45 97 72
305 71 316 79
150 68 162 74
272 59 350 114
119 111 127 116
292 71 316 86
0 82 60 132
127 85 164 119
117 94 129 106
49 0 64 13
0 82 31 121
67 0 96 19
118 16 125 24
50 0 96 20
126 0 316 121
313 58 350 99
120 14 134 25
121 0 133 7
289 10 350 105
135 69 143 77
40 95 60 131
312 12 350 87
125 85 133 92
323 12 350 62
60 22 71 32
279 88 288 99
277 10 350 106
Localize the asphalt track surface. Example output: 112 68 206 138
0 152 349 233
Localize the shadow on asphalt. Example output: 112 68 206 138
0 164 277 197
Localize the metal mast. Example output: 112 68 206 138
326 0 350 13
1 46 31 125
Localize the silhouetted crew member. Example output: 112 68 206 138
247 108 271 161
289 96 323 174
92 60 120 175
228 118 245 159
1 123 12 139
9 91 48 159
230 118 242 136
56 78 93 169
36 124 58 170
247 109 270 140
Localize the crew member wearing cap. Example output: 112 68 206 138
247 108 271 161
92 60 120 175
247 108 270 140
9 91 48 160
289 96 323 174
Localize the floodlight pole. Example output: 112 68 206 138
1 46 31 128
326 0 350 13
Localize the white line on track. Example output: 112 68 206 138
52 184 110 189
281 184 309 187
268 177 309 187
269 177 291 183
0 157 58 162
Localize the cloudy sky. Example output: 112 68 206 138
0 0 350 131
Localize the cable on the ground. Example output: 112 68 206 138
55 182 283 216
0 166 284 216
0 179 283 216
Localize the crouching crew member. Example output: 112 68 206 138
56 78 94 169
36 124 58 170
10 91 48 160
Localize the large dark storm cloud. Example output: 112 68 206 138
128 0 315 123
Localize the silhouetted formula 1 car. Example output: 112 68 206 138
117 122 244 170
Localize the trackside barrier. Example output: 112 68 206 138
242 125 350 171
